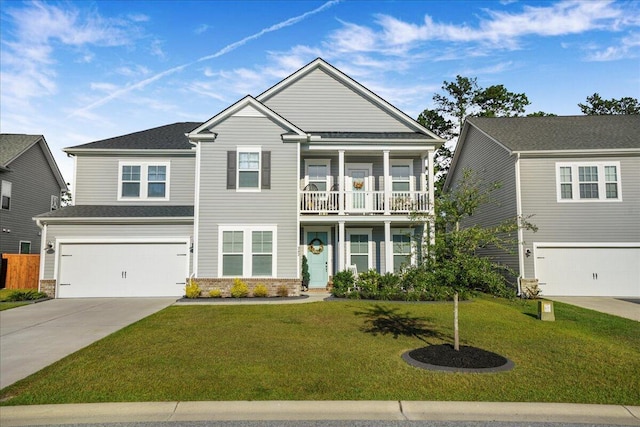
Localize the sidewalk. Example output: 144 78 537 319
1 401 639 426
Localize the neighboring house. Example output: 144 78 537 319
1 134 67 255
35 58 443 298
445 115 640 297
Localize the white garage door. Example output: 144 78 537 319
535 245 640 297
58 242 188 298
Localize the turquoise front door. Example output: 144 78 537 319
306 231 329 288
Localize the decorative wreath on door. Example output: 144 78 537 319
308 237 324 254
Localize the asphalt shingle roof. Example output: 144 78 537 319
36 205 194 219
467 115 640 151
66 122 201 150
0 134 43 167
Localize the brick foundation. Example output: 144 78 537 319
40 280 56 298
189 278 301 298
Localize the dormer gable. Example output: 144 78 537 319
188 95 306 142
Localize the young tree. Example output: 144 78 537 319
579 93 640 115
413 169 537 350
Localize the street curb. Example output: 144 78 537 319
1 401 639 426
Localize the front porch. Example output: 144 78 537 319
301 190 429 214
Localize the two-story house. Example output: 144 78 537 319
445 115 640 297
1 134 67 255
35 58 443 298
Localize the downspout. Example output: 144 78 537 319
515 152 525 296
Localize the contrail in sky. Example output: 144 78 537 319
69 0 341 118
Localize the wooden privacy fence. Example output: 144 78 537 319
1 254 40 290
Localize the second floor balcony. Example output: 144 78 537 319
301 188 429 215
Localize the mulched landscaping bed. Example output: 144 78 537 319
402 344 515 373
176 295 310 303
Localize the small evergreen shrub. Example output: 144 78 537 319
185 281 201 298
209 288 222 298
331 270 355 297
276 285 289 297
230 278 249 298
253 283 269 297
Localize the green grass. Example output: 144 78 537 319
0 289 31 311
1 297 638 405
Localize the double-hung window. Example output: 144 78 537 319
347 229 372 274
1 180 11 210
556 162 621 202
238 150 260 189
305 159 330 191
118 162 170 200
220 225 277 277
390 160 413 192
392 230 412 273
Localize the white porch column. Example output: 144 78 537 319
338 220 346 271
383 150 390 215
384 220 392 274
427 149 436 250
338 150 345 215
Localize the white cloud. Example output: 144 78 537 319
585 32 640 61
194 24 211 35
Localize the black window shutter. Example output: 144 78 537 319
262 151 271 189
227 151 236 189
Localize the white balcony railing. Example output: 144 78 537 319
300 191 429 214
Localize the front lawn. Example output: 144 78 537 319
1 297 638 405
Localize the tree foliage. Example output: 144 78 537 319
578 93 640 115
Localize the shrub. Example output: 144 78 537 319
185 281 201 299
209 288 222 298
301 255 310 290
5 290 48 302
230 278 249 298
331 270 355 297
276 285 289 297
356 269 381 298
253 283 269 298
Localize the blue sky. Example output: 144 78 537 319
1 0 639 184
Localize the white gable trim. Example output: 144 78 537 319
188 95 306 141
257 58 445 142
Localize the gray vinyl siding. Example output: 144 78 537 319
73 153 195 205
263 68 411 132
520 154 640 278
448 125 519 274
0 143 64 254
196 116 299 278
42 223 193 279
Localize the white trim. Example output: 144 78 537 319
515 153 525 282
236 146 262 192
53 237 191 291
304 159 331 191
18 240 31 254
389 159 414 191
193 142 202 277
38 222 47 282
217 225 278 278
555 161 622 203
391 228 415 272
346 228 373 272
304 226 333 284
296 143 301 279
117 160 171 201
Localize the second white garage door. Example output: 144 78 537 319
57 242 189 298
535 244 640 297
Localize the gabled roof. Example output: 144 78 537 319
257 58 443 141
64 122 201 152
465 115 640 152
189 95 306 140
0 134 68 189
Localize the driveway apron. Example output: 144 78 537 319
0 298 175 389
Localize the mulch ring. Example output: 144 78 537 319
402 344 515 373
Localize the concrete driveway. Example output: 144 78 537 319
546 296 640 321
0 298 175 389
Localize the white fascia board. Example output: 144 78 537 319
516 148 640 158
189 96 306 138
534 242 640 249
307 144 437 152
56 237 191 244
300 215 415 224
